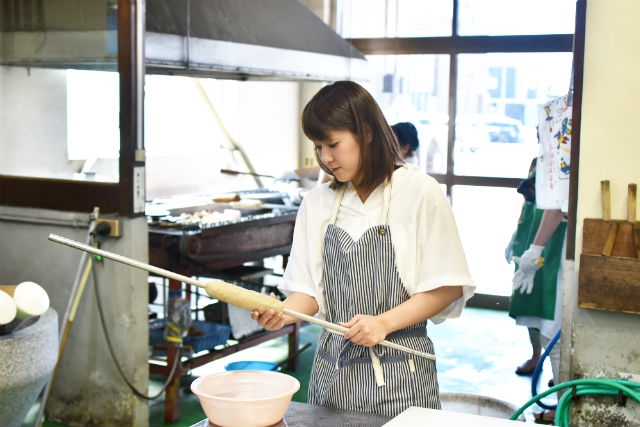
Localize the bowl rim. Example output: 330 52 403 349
190 370 300 403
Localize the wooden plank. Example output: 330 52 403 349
601 222 618 256
635 223 640 259
579 217 640 315
628 183 637 222
578 254 640 315
582 218 636 258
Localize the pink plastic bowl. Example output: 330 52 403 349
191 370 300 427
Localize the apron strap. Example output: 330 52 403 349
329 186 346 225
381 179 391 225
369 347 387 387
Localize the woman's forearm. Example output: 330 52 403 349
378 285 463 334
282 292 319 325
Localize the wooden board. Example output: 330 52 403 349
579 254 640 314
578 218 640 315
581 218 636 257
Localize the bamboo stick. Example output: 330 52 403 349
48 234 435 360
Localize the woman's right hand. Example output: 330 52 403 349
251 308 286 330
251 291 319 330
250 292 286 330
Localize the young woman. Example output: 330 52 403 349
252 81 475 417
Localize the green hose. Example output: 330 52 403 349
510 378 640 426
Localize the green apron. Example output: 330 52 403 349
508 187 567 321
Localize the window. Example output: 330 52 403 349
66 70 120 182
339 0 453 38
455 52 573 178
0 0 120 183
361 54 450 174
458 0 576 36
343 0 576 296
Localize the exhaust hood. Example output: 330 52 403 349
146 0 368 81
0 0 368 82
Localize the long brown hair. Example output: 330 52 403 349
301 81 402 193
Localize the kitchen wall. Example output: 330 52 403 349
561 0 640 423
0 208 149 426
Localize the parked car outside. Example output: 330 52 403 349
410 112 536 175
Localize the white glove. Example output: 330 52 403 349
512 244 545 294
504 231 516 263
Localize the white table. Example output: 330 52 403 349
383 406 525 426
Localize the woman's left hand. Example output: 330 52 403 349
340 314 388 347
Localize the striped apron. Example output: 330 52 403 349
307 181 441 417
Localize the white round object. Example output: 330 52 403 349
0 290 17 325
13 281 50 319
191 370 299 427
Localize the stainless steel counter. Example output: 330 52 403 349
190 402 528 426
190 401 391 427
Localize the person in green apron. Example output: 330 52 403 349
509 167 566 355
509 158 566 423
252 81 475 417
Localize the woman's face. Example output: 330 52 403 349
314 129 361 183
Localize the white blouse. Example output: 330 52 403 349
279 164 475 322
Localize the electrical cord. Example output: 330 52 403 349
91 249 182 400
511 378 640 426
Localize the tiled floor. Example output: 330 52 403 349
428 306 556 423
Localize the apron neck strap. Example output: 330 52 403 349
329 186 346 224
329 179 392 225
381 179 391 225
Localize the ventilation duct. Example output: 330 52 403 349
0 0 368 82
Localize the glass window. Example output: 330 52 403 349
458 0 576 36
0 0 119 182
66 70 120 181
454 52 573 178
360 54 450 174
451 185 526 296
339 0 453 38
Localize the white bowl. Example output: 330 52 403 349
191 370 300 427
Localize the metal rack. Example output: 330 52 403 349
145 200 300 422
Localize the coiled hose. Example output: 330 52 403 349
554 379 640 427
511 377 640 425
513 329 640 425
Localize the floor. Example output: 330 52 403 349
24 307 556 427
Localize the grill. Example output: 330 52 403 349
147 190 298 274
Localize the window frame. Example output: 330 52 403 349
347 0 586 261
0 0 143 217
